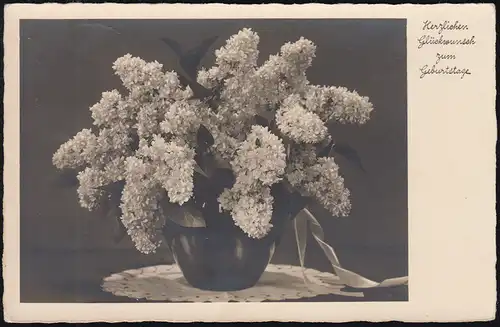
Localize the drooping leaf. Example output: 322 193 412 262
317 138 335 158
212 152 232 170
317 139 366 172
96 180 127 243
175 71 191 88
190 81 215 100
128 132 140 152
204 82 224 108
281 178 295 193
195 125 217 177
253 114 270 128
285 143 292 161
161 35 218 81
158 191 179 215
194 163 209 178
184 35 219 64
112 215 128 243
269 119 277 131
210 168 236 193
281 179 311 219
332 143 366 172
161 36 219 102
98 179 126 195
159 194 206 228
196 124 215 151
160 37 183 58
180 203 207 228
288 191 311 220
263 104 276 116
175 199 207 228
205 153 219 177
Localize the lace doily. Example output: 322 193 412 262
102 264 364 302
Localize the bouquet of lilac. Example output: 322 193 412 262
53 29 373 247
53 28 373 254
53 28 409 292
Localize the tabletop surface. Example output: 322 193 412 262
102 263 367 302
21 247 408 303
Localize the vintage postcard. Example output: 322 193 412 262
3 3 496 323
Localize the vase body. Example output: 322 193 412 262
163 220 283 291
161 174 298 291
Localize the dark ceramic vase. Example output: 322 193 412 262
161 178 301 291
163 219 283 291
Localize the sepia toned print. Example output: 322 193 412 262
4 3 496 323
22 18 408 303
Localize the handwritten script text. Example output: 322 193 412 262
417 20 475 79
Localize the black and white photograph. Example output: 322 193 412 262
3 3 496 323
20 17 408 303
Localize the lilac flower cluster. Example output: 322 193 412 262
218 126 286 237
53 28 374 252
53 53 199 253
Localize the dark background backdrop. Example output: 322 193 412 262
20 19 407 302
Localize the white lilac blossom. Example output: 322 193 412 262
214 28 260 75
94 124 133 167
76 167 108 210
218 185 274 239
211 129 241 162
75 156 126 210
158 71 185 100
231 125 286 187
253 55 284 105
289 157 352 217
253 38 316 105
53 129 98 169
197 66 224 89
199 29 263 133
280 37 316 73
160 100 202 137
53 124 130 170
136 101 163 138
138 135 196 205
113 54 165 92
53 28 374 254
305 85 374 124
219 75 261 120
90 90 123 126
217 126 285 238
120 156 163 254
285 144 318 186
279 37 316 93
276 100 328 144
